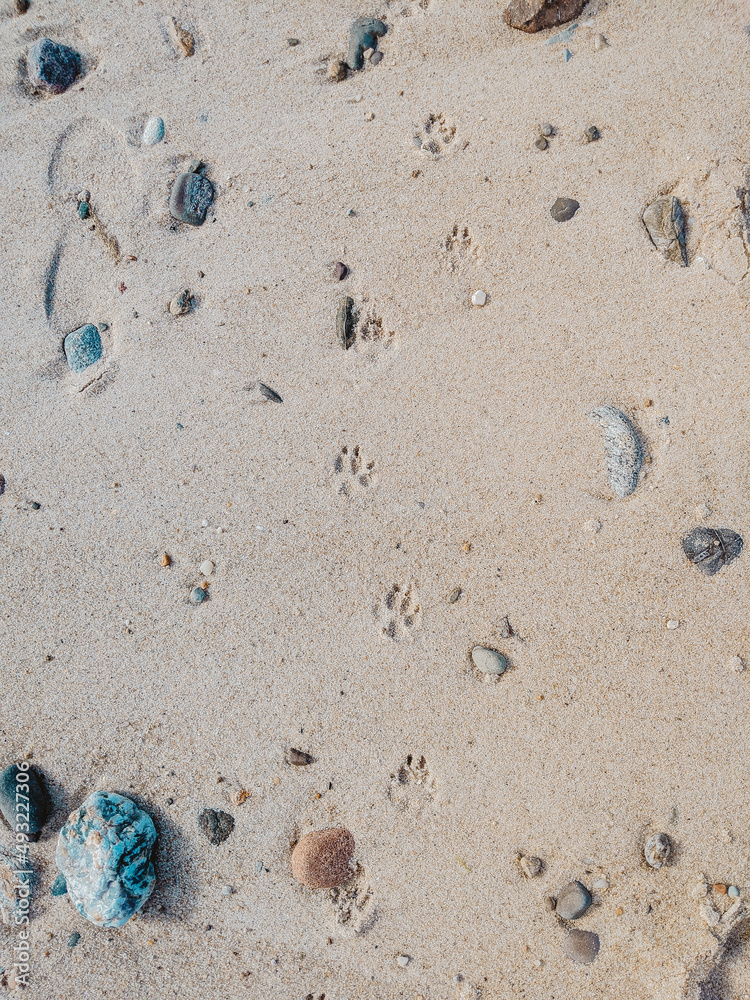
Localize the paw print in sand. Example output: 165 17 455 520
373 583 421 640
413 112 457 158
334 446 377 498
358 306 396 349
387 754 434 809
440 223 477 272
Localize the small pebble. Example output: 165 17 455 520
520 855 542 878
471 646 507 676
562 929 599 964
594 33 608 50
199 560 214 577
160 553 171 567
51 873 67 896
286 748 315 766
169 167 214 226
544 896 556 912
222 885 235 896
77 201 89 219
15 0 30 12
76 190 90 203
142 116 165 146
471 290 487 307
682 527 743 576
644 832 672 869
258 383 283 403
563 47 572 61
584 518 602 534
396 954 410 967
714 883 728 894
291 827 355 889
728 885 740 898
27 38 80 95
447 587 462 604
334 261 349 281
555 880 592 920
584 125 600 142
362 47 374 60
727 655 745 672
642 195 687 266
191 587 207 604
173 20 194 56
592 877 609 890
540 123 553 136
168 289 192 316
67 932 81 948
666 620 680 630
287 38 300 46
370 51 384 65
64 324 102 373
327 56 348 82
336 295 356 350
550 198 579 222
198 808 235 846
534 137 548 150
364 111 375 121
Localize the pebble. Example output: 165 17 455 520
291 827 355 888
594 33 608 49
588 406 642 498
555 881 591 920
327 56 348 82
714 883 727 894
142 116 165 146
727 655 745 672
642 196 687 266
544 895 556 912
471 646 508 676
728 885 740 898
534 137 548 150
0 845 31 923
169 166 214 226
173 20 194 56
584 125 600 142
191 587 207 604
258 383 283 403
666 620 680 630
347 17 387 71
471 290 487 306
168 289 192 316
55 791 157 928
199 560 214 577
160 553 171 567
397 955 410 967
520 855 542 878
51 873 67 896
286 748 315 766
682 527 743 576
27 38 80 95
336 295 356 350
504 0 585 32
0 763 51 837
562 929 600 964
584 518 602 533
222 885 234 896
15 0 30 12
370 51 384 65
540 123 554 136
77 201 89 219
644 832 672 869
67 931 81 948
550 197 580 222
287 38 300 46
334 261 349 281
198 808 235 845
64 324 102 373
447 587 462 603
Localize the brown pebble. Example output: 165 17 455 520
173 20 195 56
15 0 30 12
562 929 600 964
160 553 171 567
644 399 653 407
504 0 586 32
714 883 728 894
286 748 315 766
291 827 355 888
544 896 556 911
327 56 347 82
534 137 548 151
616 906 623 915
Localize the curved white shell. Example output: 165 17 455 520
142 116 165 146
589 406 642 498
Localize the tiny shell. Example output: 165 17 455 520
142 117 165 146
642 196 687 266
644 832 672 869
589 406 643 498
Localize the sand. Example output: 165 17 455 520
2 0 750 996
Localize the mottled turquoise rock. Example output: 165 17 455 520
55 791 157 928
64 324 102 373
77 201 89 219
347 17 387 71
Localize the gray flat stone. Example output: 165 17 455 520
562 929 599 964
550 197 579 222
471 646 508 675
555 880 591 920
169 170 214 226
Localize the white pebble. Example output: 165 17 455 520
592 877 609 890
222 885 235 896
201 519 209 527
142 116 165 146
728 885 740 898
200 560 214 577
594 33 608 50
727 655 745 672
471 290 487 307
216 527 224 534
666 620 680 630
584 518 602 534
396 955 410 967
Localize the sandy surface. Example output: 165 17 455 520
2 0 750 996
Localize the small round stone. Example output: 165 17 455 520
68 932 81 948
447 587 462 604
713 883 727 894
666 619 680 630
287 38 300 46
200 560 214 577
471 646 507 676
291 827 354 889
191 587 207 604
471 290 487 307
142 116 165 146
550 198 580 223
727 655 745 672
534 137 548 150
198 808 235 845
169 290 192 317
644 832 672 869
562 929 600 964
728 885 740 898
584 125 600 142
540 123 553 136
555 881 592 920
77 201 89 219
370 51 384 65
396 955 410 967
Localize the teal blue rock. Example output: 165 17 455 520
50 873 67 896
347 17 387 71
55 791 157 928
63 324 102 373
0 763 51 838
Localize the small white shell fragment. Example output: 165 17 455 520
397 954 410 967
727 655 744 672
471 290 487 307
519 855 542 878
200 560 214 577
589 406 643 498
666 620 680 630
594 33 608 50
592 877 609 890
644 832 672 868
142 116 165 146
584 518 602 534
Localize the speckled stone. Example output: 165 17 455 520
64 324 102 373
562 929 600 964
644 833 672 869
27 38 80 94
471 646 507 676
550 197 579 222
291 827 354 888
0 764 51 838
555 880 592 920
55 791 157 928
198 808 234 845
142 116 165 146
169 169 214 226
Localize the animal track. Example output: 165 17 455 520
333 446 377 498
373 583 421 640
395 0 431 14
329 865 376 935
440 224 476 273
387 754 434 810
413 113 457 158
358 306 396 349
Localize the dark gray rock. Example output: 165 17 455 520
198 808 234 845
504 0 586 33
550 197 579 222
562 929 600 964
286 748 314 766
347 17 387 71
169 168 214 226
584 125 600 142
682 527 743 576
0 763 51 838
337 296 356 349
555 880 592 920
28 38 80 95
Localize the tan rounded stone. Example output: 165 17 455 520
291 827 354 889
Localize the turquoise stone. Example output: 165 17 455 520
63 324 102 373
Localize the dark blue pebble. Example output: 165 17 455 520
169 170 214 226
28 38 80 95
77 201 89 219
64 324 102 373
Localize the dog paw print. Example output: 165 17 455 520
413 113 457 158
358 306 396 349
440 224 476 272
329 865 377 936
387 754 434 810
373 583 421 640
334 446 377 498
397 0 431 14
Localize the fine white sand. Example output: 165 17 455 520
2 0 750 997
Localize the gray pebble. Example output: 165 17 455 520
258 383 283 403
16 0 30 12
64 324 102 373
0 764 51 838
584 125 600 142
370 50 384 65
588 406 642 498
334 261 349 281
540 123 553 136
728 885 740 898
550 198 579 222
347 17 387 71
544 895 557 912
471 646 507 676
286 748 314 766
682 527 743 577
287 38 300 46
562 929 599 964
336 295 356 350
27 38 80 95
198 808 235 845
555 880 592 920
169 167 214 226
534 137 548 151
447 587 462 603
642 195 687 266
644 833 672 869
